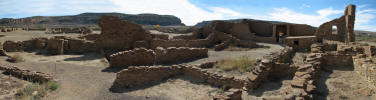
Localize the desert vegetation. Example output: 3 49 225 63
16 81 59 100
215 56 256 72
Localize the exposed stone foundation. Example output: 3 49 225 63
108 47 208 67
246 47 294 89
109 48 156 67
111 64 244 100
0 64 53 83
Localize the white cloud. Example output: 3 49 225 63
317 7 342 18
267 6 376 32
355 7 376 31
268 8 337 26
107 0 251 25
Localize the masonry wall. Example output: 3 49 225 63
289 24 316 36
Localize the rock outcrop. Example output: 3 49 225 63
0 13 185 26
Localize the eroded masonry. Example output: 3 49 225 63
0 4 374 100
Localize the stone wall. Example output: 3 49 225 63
108 47 208 67
246 47 294 89
3 41 24 52
46 38 64 54
245 20 273 37
315 5 356 43
109 48 156 67
287 53 323 99
289 24 316 36
283 36 317 51
322 52 354 68
46 27 92 34
353 54 376 86
111 65 183 89
96 15 152 50
0 64 53 83
66 38 97 53
311 43 337 53
155 47 208 64
150 39 186 48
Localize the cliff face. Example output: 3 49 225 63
0 13 185 26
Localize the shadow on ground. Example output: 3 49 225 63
314 66 354 100
247 76 293 97
109 75 221 94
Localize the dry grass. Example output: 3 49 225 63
7 54 25 63
16 81 59 100
215 56 256 72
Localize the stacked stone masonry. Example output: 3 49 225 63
0 64 53 83
287 53 323 99
111 64 244 100
2 36 98 54
108 47 208 67
246 47 294 89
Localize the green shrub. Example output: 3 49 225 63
215 56 256 72
47 81 59 91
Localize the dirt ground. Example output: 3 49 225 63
316 66 376 100
0 31 285 100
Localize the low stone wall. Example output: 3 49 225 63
213 88 242 100
246 47 294 89
108 47 208 67
287 53 323 99
322 52 353 68
155 47 208 64
111 64 245 100
353 54 376 86
109 48 156 67
3 41 24 52
311 43 337 53
111 65 183 89
66 38 97 53
150 39 187 49
2 37 98 54
0 64 53 83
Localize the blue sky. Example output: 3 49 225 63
0 0 375 31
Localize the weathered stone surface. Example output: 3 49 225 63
155 47 208 64
3 41 23 52
291 79 306 88
46 38 64 54
109 48 156 67
0 64 53 83
97 15 152 50
46 27 92 34
111 66 183 89
315 4 356 43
